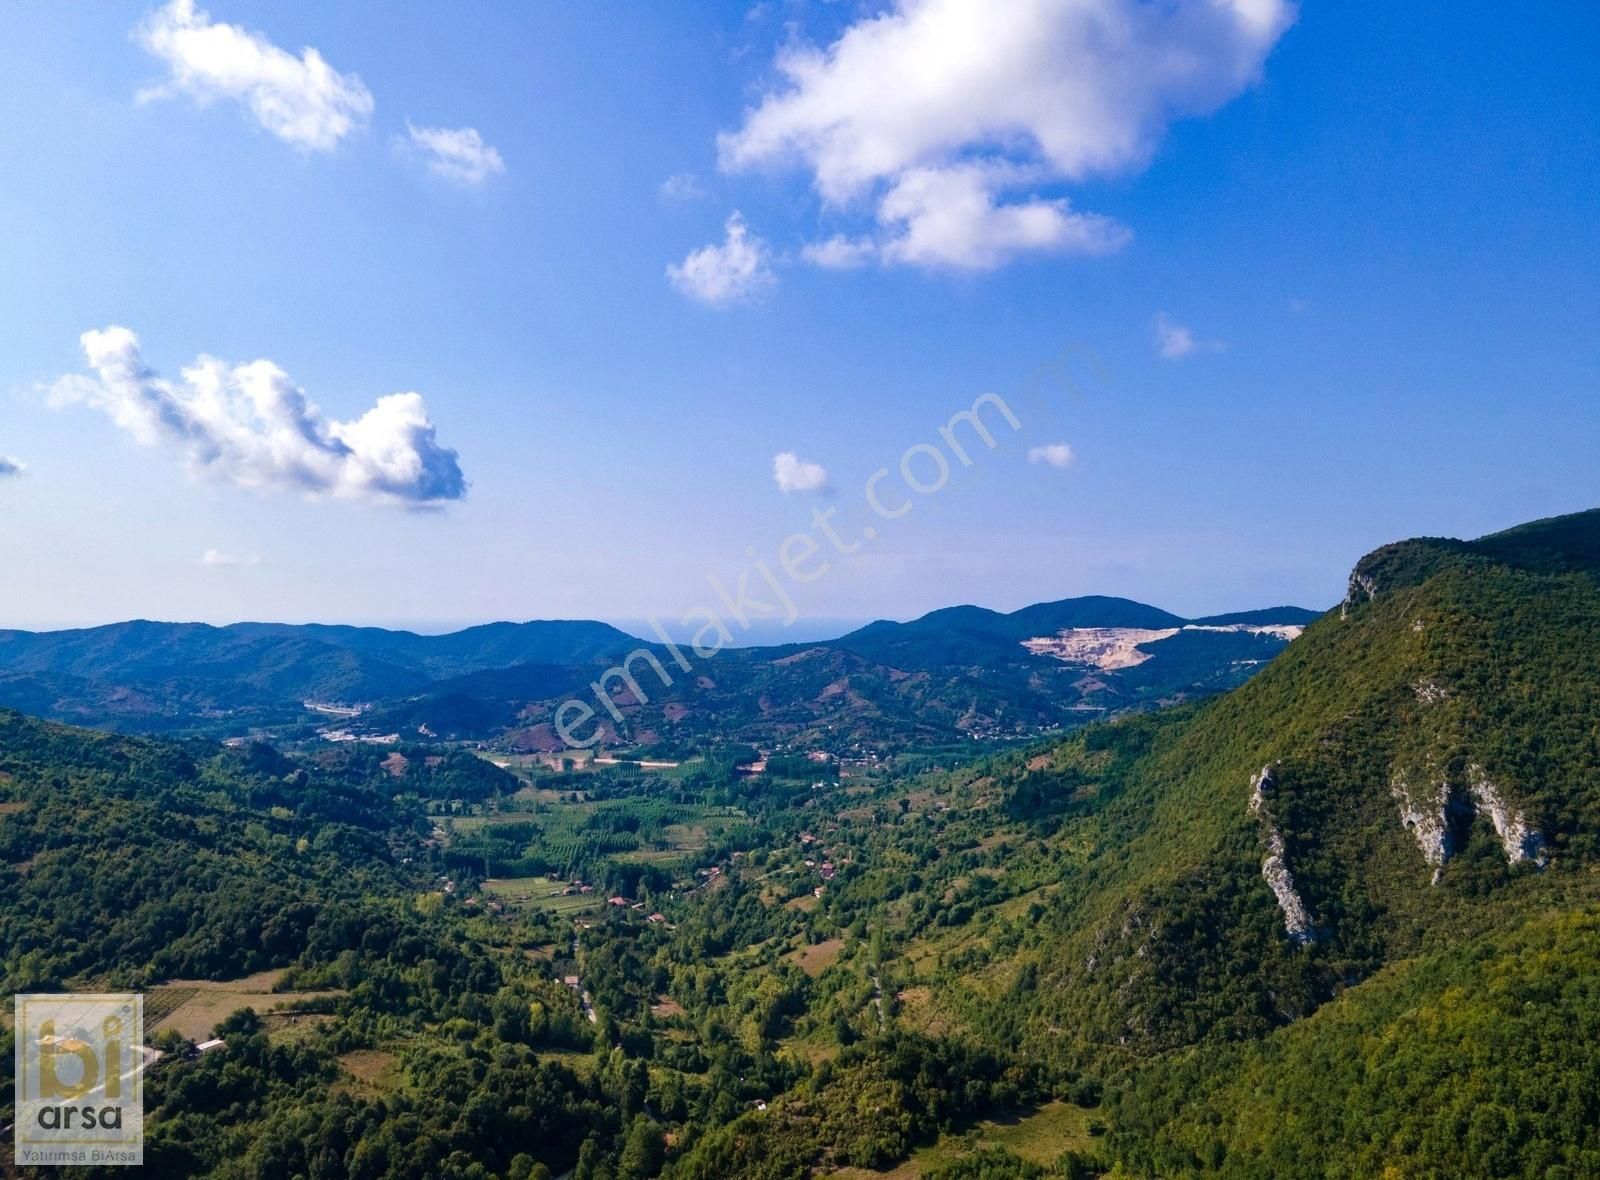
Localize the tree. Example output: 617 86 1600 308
573 1138 603 1180
618 1115 664 1180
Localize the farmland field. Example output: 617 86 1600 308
784 937 845 977
443 774 751 884
826 1101 1097 1177
481 876 604 914
147 969 345 1042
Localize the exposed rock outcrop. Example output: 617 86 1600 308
1392 772 1456 885
1392 764 1545 881
1466 763 1546 865
1249 766 1317 943
1341 570 1379 619
1413 679 1450 704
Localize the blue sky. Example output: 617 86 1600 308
1 1 1596 633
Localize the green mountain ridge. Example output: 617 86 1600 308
1026 508 1599 1039
836 597 1194 670
646 507 1600 1178
0 596 1317 748
874 506 1600 1176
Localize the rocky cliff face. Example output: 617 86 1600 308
1392 764 1545 883
1466 763 1546 866
1340 570 1379 619
1249 765 1317 943
1391 771 1456 885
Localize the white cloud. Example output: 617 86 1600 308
874 163 1129 269
48 326 467 508
1154 312 1223 359
200 548 260 567
719 0 1293 270
667 213 775 306
801 234 877 269
1028 443 1075 469
773 451 830 493
1154 313 1197 358
659 172 708 201
136 0 373 152
0 456 24 478
803 165 1128 269
403 122 505 186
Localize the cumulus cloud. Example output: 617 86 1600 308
200 548 260 567
48 326 466 508
874 163 1129 269
773 451 830 493
0 456 24 478
403 122 506 186
667 213 775 306
800 165 1128 269
1028 443 1075 469
135 0 373 152
719 0 1293 270
1154 312 1223 359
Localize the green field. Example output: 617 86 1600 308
481 876 604 914
444 781 750 882
828 1102 1098 1178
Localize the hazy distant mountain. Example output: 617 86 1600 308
228 618 640 677
0 596 1319 746
829 595 1310 670
0 619 638 735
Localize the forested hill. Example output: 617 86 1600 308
828 597 1318 669
653 508 1600 1176
1027 506 1600 1038
871 507 1600 1176
0 707 510 993
0 596 1317 748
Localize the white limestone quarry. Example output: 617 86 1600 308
1466 763 1546 866
1022 623 1305 671
1186 623 1306 641
1022 627 1180 670
1248 766 1317 943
